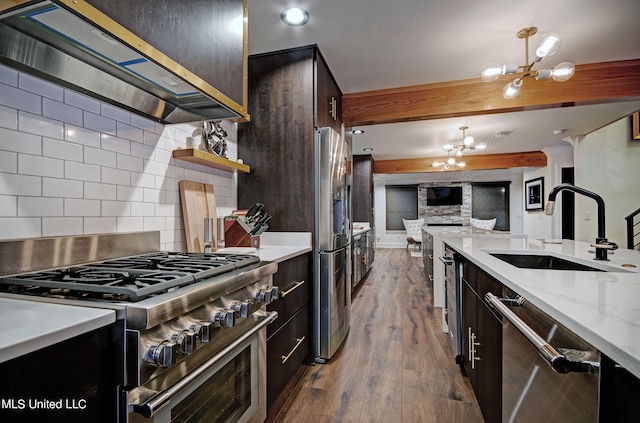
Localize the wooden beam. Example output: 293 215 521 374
373 151 547 174
342 59 640 126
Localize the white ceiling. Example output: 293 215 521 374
247 0 640 173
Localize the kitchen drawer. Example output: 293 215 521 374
267 303 310 409
267 253 311 337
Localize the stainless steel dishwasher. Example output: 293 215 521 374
486 288 600 423
440 245 464 364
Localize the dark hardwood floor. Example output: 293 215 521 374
273 248 484 422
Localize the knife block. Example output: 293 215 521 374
224 220 261 248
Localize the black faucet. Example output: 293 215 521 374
545 183 617 260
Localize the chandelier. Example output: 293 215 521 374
481 27 575 99
433 126 486 169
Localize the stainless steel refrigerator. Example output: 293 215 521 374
314 127 351 362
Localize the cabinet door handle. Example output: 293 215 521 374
329 96 337 120
281 280 305 297
281 336 306 364
427 274 433 282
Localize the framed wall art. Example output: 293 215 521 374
632 112 640 141
525 177 544 211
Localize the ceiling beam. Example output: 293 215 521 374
342 59 640 126
373 151 547 174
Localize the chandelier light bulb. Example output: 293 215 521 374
447 157 456 165
551 62 575 82
457 161 466 168
456 149 463 157
463 135 474 146
442 143 453 151
503 78 523 99
535 33 561 60
481 62 502 82
476 142 487 150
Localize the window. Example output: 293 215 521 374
471 182 510 231
385 185 418 230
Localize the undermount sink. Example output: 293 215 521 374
489 252 627 272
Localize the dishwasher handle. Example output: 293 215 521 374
485 292 572 374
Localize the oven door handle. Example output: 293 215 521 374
485 293 578 374
131 311 278 418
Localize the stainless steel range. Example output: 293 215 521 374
0 232 278 423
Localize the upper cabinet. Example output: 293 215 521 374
353 154 375 224
238 45 343 232
0 0 248 123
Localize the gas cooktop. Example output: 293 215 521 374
0 252 260 302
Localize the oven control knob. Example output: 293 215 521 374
190 321 212 343
172 330 197 354
255 288 272 305
212 309 235 328
230 301 250 318
269 286 280 300
147 341 178 367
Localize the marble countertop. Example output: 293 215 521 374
353 222 372 237
217 231 312 263
0 298 115 363
442 236 640 378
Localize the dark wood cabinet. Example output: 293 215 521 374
238 45 343 232
266 253 312 416
422 231 434 282
461 259 502 423
352 154 374 224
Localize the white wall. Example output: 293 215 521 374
0 64 239 251
574 117 640 248
522 145 574 240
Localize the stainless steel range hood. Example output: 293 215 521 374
0 0 249 124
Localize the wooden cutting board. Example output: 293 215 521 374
179 181 217 252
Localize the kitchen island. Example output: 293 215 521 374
442 236 640 378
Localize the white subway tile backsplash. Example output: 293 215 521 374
0 217 41 239
102 167 130 186
117 185 144 202
18 196 63 216
0 104 18 130
0 173 41 196
101 103 130 124
0 83 41 114
65 161 101 182
117 216 144 233
65 198 100 216
19 73 63 101
144 216 166 231
64 89 100 114
0 150 17 173
117 122 144 143
43 98 83 126
84 182 116 200
131 201 154 216
43 178 83 198
84 146 117 168
0 195 17 216
101 200 130 217
43 137 83 162
64 124 101 148
117 154 143 172
84 217 117 234
18 154 64 178
1 68 238 244
0 64 18 86
0 127 42 155
42 217 83 237
84 111 117 135
101 133 131 155
18 111 64 139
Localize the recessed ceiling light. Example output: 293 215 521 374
363 147 373 152
281 7 309 26
553 129 567 135
353 129 365 135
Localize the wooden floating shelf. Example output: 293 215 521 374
173 148 250 173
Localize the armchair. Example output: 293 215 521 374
402 218 424 250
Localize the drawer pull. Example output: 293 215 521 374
281 280 305 297
281 336 306 364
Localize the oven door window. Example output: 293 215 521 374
171 346 252 422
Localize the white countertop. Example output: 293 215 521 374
217 232 312 263
353 222 372 237
0 298 115 363
442 236 640 378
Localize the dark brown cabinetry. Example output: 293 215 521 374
353 154 374 224
238 45 343 232
266 253 312 416
422 231 434 283
461 260 502 423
